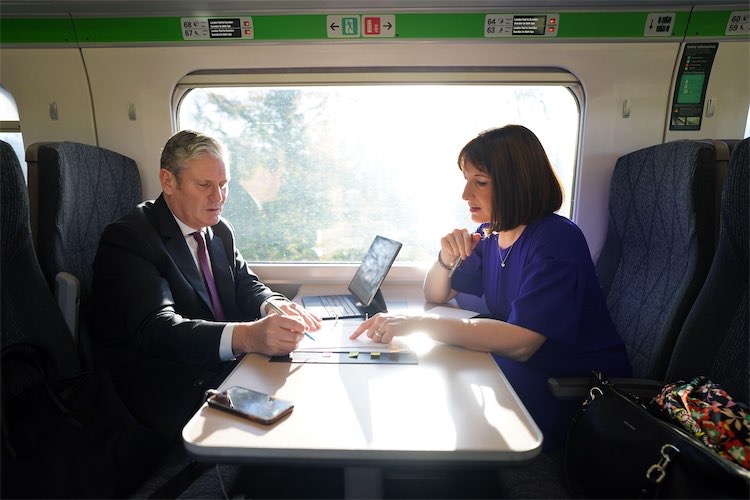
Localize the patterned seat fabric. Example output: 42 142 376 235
596 140 717 379
35 142 142 309
32 142 142 366
1 140 82 396
665 138 749 403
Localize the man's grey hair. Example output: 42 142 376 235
160 130 229 181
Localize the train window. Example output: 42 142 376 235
176 73 580 263
0 85 25 180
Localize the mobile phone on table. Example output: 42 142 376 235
205 386 294 424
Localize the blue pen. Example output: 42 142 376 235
267 301 316 341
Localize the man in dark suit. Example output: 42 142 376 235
92 130 321 443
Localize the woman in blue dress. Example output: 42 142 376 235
351 124 631 450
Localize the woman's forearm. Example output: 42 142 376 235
423 257 458 304
408 315 546 362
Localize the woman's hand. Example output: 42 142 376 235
425 229 482 304
349 313 411 344
440 229 482 263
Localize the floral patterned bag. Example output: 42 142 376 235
650 376 750 470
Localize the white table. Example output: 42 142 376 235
182 284 542 497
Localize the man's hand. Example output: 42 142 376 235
232 315 306 356
265 299 322 332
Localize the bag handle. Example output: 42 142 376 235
587 371 685 499
639 443 680 498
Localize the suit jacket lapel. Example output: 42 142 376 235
154 195 214 313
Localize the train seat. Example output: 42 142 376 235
664 137 749 403
0 140 82 387
524 140 719 498
595 140 717 380
6 139 240 497
0 140 161 497
25 141 142 369
550 139 749 497
22 141 244 498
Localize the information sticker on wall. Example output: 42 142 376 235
725 11 749 35
181 17 254 40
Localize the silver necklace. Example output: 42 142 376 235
500 243 514 268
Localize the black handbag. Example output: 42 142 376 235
564 373 750 499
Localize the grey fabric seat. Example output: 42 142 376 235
664 137 749 402
1 141 82 394
26 141 143 368
8 140 239 498
595 140 717 380
1 140 162 497
509 141 720 499
540 140 746 499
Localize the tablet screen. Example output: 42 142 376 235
348 235 402 306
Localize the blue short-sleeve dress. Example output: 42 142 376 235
451 214 632 450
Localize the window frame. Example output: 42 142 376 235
173 68 584 285
1 85 26 180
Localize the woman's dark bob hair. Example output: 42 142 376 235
458 125 563 233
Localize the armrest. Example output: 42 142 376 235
548 377 664 401
547 377 591 400
54 271 80 341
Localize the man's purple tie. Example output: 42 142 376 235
192 231 226 321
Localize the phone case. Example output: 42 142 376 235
205 386 294 424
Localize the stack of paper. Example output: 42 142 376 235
297 318 407 353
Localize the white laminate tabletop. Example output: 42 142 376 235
183 284 542 465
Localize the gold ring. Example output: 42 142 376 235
374 330 384 338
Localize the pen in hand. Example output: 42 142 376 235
267 301 316 341
448 256 462 278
